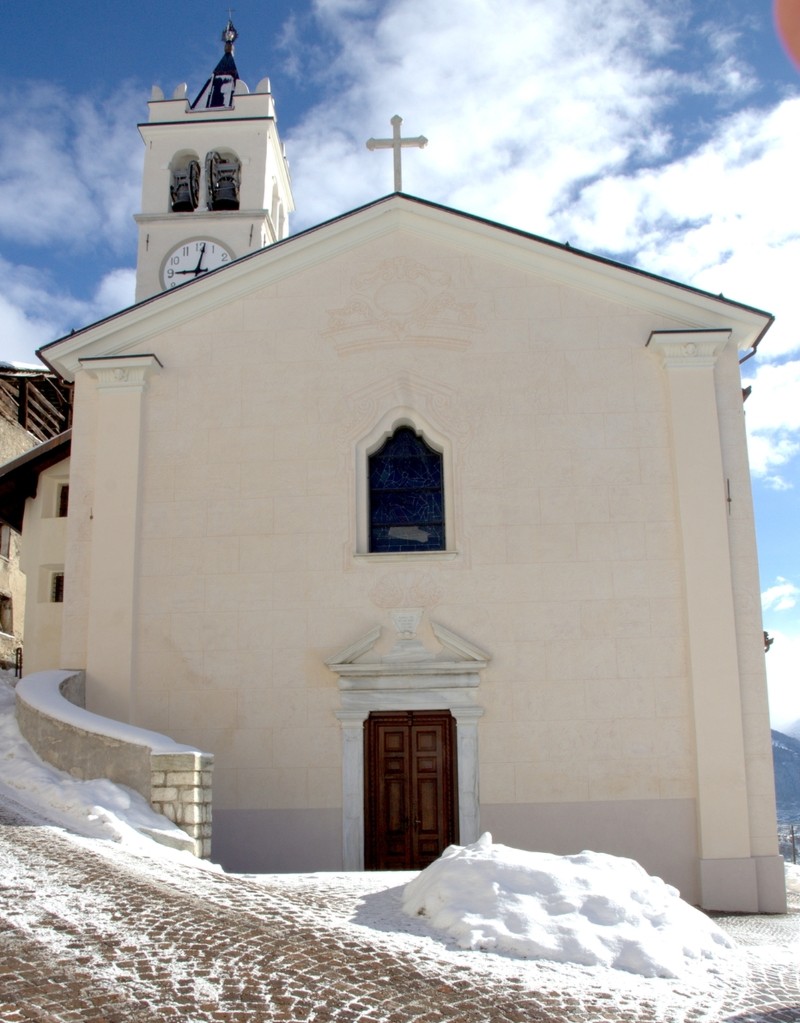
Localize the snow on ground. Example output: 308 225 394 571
0 675 199 861
1 672 796 992
402 833 732 978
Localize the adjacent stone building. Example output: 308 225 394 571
0 365 72 669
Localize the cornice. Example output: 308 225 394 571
134 210 269 224
646 329 732 369
79 354 162 391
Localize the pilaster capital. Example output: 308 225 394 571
450 706 485 725
335 709 370 728
79 354 162 391
646 330 732 369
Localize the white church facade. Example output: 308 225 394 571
15 25 785 911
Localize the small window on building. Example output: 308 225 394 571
51 572 65 603
57 484 69 517
0 594 12 635
0 525 10 560
368 427 445 553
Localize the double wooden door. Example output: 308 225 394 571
364 710 458 870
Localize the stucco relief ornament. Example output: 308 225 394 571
339 372 472 447
426 391 471 440
340 394 380 440
384 608 429 662
82 354 162 391
647 329 731 369
325 257 479 353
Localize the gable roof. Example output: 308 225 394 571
38 193 773 380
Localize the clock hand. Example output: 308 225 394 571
191 243 207 276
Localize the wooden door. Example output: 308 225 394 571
364 710 458 870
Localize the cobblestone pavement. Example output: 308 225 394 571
1 794 799 1023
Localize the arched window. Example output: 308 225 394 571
368 427 444 552
170 153 200 212
205 150 240 210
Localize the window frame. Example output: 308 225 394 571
0 593 12 636
368 427 445 553
355 408 456 559
57 484 70 518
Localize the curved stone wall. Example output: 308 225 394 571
15 670 213 857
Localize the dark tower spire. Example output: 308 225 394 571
190 19 240 111
215 18 239 79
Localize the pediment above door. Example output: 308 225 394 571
326 610 489 690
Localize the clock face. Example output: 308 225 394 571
161 239 233 289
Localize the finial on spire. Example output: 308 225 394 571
222 15 238 52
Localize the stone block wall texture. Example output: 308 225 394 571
150 752 214 858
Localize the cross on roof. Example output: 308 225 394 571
366 115 428 192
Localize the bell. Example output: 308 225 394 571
170 160 200 212
170 173 193 212
212 165 240 210
206 150 240 211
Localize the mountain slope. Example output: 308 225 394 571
772 729 800 823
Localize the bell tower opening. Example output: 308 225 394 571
206 150 241 211
169 152 200 212
134 19 295 302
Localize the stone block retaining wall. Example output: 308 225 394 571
150 751 214 856
15 669 213 858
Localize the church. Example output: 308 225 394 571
8 23 785 911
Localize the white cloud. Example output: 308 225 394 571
0 258 135 364
92 268 137 318
0 295 59 367
287 2 767 211
0 80 141 363
762 578 800 730
742 359 800 477
762 475 793 492
762 577 800 613
287 0 705 231
764 627 800 732
0 84 142 252
554 98 800 357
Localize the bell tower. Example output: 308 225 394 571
134 20 294 301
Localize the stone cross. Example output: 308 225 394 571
366 115 428 192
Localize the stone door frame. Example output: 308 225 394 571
328 617 487 871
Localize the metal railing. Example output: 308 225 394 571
778 824 799 864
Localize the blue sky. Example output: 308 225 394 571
2 0 800 726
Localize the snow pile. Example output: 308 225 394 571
402 833 734 978
0 677 197 857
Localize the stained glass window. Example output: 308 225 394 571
368 427 445 552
